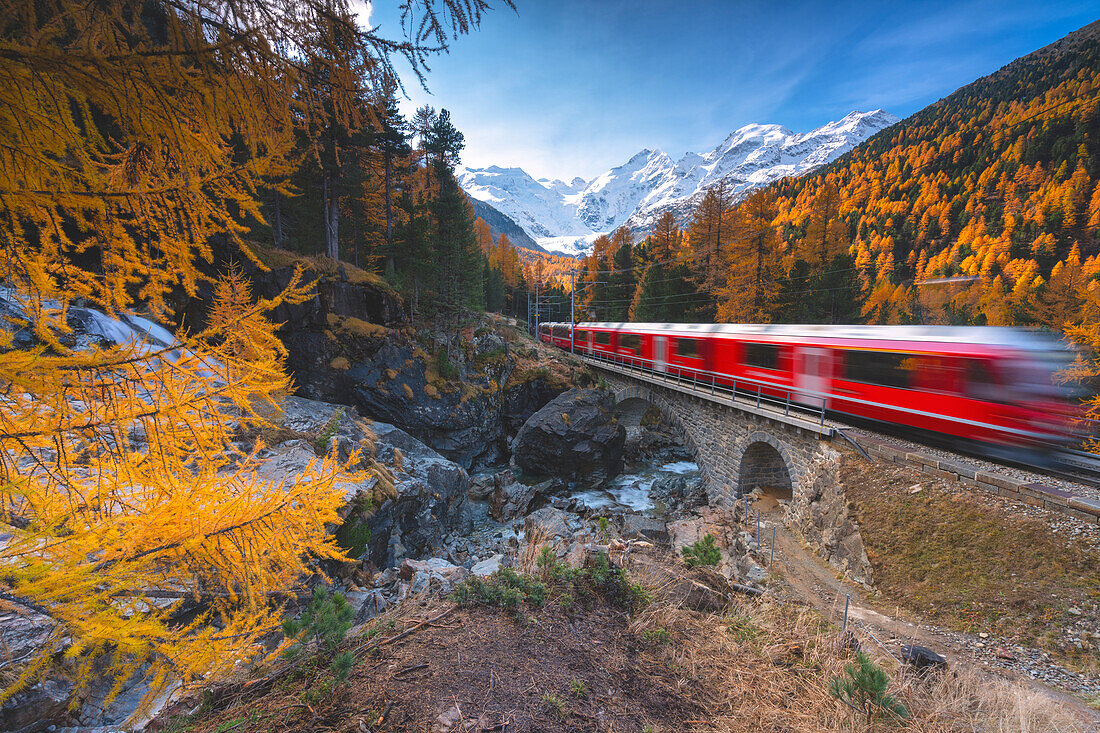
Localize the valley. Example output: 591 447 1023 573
3 3 1100 732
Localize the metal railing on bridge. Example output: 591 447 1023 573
577 349 831 432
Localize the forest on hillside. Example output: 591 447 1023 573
573 21 1100 337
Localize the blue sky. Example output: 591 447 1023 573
369 1 1098 182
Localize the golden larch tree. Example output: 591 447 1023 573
0 0 504 718
716 190 780 322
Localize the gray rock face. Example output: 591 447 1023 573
470 554 504 576
619 513 668 542
651 474 707 515
511 389 625 483
0 610 72 733
339 333 568 471
271 397 474 570
0 676 74 733
366 422 474 568
524 506 587 540
622 422 692 465
487 470 562 522
502 376 568 434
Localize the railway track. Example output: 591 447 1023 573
1049 448 1100 489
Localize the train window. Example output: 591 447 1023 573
594 331 611 346
620 334 640 352
744 343 780 370
539 324 550 334
965 359 1002 402
552 324 569 338
843 350 913 389
676 338 700 358
574 330 588 343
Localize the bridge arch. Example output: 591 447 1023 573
612 384 704 467
737 437 794 500
602 375 835 508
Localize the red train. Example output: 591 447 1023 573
538 321 1079 454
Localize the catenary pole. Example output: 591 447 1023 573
570 269 575 354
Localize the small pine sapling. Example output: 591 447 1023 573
282 586 356 680
681 534 721 567
828 652 909 725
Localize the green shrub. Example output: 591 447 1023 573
450 568 547 612
537 545 569 579
435 349 458 380
281 586 357 682
589 552 650 611
596 516 611 542
569 679 587 697
335 518 372 560
828 652 909 724
313 407 345 455
681 534 722 568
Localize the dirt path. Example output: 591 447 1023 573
751 505 1100 727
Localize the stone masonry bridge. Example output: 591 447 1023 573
580 355 844 508
582 353 877 579
579 351 1100 581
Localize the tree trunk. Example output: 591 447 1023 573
323 171 339 261
273 191 283 248
384 145 394 272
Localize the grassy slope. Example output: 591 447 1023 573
844 455 1100 671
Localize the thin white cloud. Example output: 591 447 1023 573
348 0 372 30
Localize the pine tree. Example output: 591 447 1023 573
649 211 681 263
605 230 637 322
687 179 734 295
375 76 414 265
802 181 847 268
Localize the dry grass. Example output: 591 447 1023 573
842 455 1100 669
153 546 1094 733
325 313 389 340
249 243 399 297
627 548 1093 733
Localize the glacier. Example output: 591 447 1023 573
457 110 898 256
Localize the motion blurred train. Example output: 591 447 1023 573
538 321 1080 454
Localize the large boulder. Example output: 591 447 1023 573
267 397 473 569
487 470 562 521
502 374 570 434
511 389 625 483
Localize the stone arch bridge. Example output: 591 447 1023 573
589 358 843 507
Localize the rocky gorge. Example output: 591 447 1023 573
0 269 728 732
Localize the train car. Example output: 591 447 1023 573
550 323 574 350
566 322 1078 454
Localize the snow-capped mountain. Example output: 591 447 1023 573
455 165 590 240
457 110 898 256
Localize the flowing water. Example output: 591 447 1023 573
572 460 700 517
